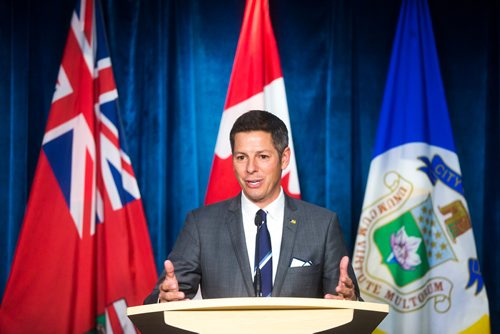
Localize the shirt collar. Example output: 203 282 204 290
241 188 285 220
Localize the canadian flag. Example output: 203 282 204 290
205 0 300 204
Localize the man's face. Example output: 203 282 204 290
232 131 290 208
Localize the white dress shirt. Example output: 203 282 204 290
241 188 285 284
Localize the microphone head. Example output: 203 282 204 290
254 210 263 227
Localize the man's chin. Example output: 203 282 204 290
242 190 264 203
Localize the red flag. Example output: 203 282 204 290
0 1 157 332
205 0 301 204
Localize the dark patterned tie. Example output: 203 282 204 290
254 209 272 297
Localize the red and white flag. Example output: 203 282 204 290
0 1 157 332
205 0 300 204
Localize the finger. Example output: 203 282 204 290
339 256 349 279
160 274 179 292
336 284 345 295
324 293 343 300
336 284 352 296
163 278 179 292
336 283 356 300
165 260 175 278
161 260 179 292
159 290 185 302
340 275 354 289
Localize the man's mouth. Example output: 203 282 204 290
245 179 263 188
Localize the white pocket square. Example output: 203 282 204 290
290 258 313 268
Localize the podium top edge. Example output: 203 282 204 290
127 297 389 315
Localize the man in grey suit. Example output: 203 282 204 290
144 110 360 303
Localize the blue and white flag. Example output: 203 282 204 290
352 0 490 333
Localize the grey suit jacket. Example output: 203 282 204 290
144 194 360 303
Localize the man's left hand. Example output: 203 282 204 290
324 256 357 301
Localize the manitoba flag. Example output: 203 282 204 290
205 0 300 204
0 1 157 333
353 0 490 333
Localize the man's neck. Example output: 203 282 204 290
241 188 284 211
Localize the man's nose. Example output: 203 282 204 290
246 157 257 173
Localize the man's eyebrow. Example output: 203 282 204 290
234 150 272 155
233 151 247 156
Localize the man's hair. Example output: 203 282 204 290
230 110 289 156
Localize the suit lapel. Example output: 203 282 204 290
226 195 255 296
272 195 299 296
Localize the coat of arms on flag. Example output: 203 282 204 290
353 0 490 333
375 194 456 288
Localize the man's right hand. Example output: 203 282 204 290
159 260 187 302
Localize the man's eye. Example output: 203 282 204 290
235 155 245 161
260 155 269 159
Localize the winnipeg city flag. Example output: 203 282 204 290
0 0 157 332
205 0 300 204
353 0 490 333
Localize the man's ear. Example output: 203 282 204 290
281 147 291 170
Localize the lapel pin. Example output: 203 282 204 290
289 219 297 225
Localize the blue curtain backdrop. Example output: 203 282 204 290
1 0 498 330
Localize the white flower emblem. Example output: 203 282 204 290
387 226 422 270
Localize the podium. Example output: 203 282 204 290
127 297 389 333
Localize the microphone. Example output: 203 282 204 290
254 211 263 228
254 210 264 297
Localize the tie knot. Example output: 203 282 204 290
254 209 267 227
